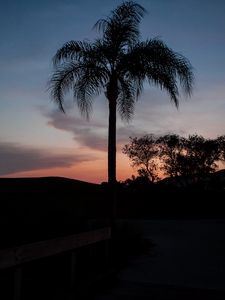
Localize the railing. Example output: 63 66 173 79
0 227 111 300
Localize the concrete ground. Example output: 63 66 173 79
93 219 225 299
119 219 225 290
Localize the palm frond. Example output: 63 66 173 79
119 38 193 107
49 39 110 118
74 85 93 120
117 77 136 121
148 72 179 108
117 51 145 98
95 1 146 50
93 19 109 33
52 40 92 67
73 61 108 119
49 62 79 112
112 1 146 23
143 39 194 98
174 57 194 96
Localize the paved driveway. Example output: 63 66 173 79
93 219 225 299
118 219 225 291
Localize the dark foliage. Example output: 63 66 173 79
123 135 160 182
123 134 225 180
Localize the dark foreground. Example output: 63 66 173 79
92 219 225 300
92 280 225 300
1 177 225 299
1 219 224 300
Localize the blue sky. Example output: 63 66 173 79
0 0 225 182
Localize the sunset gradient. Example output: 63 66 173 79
0 0 225 183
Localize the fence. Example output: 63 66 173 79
0 227 111 300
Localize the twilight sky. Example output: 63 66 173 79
0 0 225 183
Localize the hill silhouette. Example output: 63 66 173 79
0 177 109 248
1 174 224 248
158 169 225 190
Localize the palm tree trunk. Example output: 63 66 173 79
107 78 118 240
108 97 118 241
108 99 117 184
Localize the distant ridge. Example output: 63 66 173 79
0 176 104 210
0 176 98 186
0 176 109 248
157 169 225 189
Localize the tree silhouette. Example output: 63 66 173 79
158 134 186 177
48 1 194 185
159 134 221 178
124 134 223 181
123 135 160 182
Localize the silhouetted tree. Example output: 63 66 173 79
158 134 185 177
159 134 221 177
124 134 223 181
123 135 160 182
48 1 194 185
217 135 225 162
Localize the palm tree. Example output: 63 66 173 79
49 1 194 186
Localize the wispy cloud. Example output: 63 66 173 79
42 79 225 157
43 109 147 152
0 141 93 176
45 109 107 151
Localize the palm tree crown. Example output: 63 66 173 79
49 1 194 184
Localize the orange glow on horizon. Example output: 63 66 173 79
1 153 135 184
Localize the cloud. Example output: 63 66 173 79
43 85 225 156
0 141 93 176
45 110 107 151
43 108 147 152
